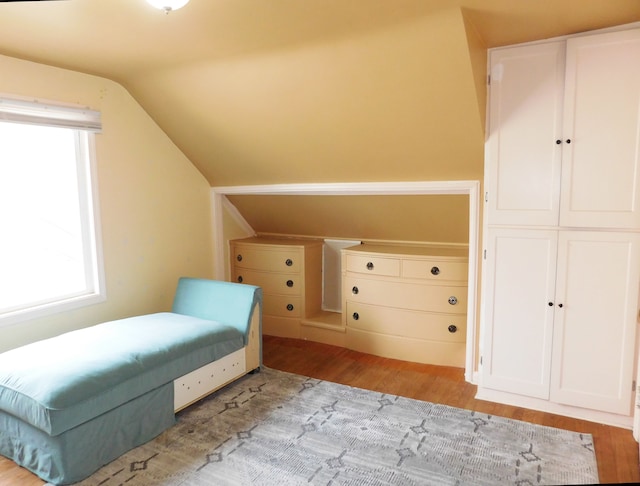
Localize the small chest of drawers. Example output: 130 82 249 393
342 244 468 367
230 237 323 338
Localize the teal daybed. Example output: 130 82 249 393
0 277 262 485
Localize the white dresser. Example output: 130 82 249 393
342 244 468 367
230 237 323 339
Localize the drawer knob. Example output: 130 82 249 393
352 312 359 321
431 266 440 276
286 304 294 311
448 324 458 333
285 259 293 267
352 286 359 295
237 254 243 262
286 279 294 288
237 276 243 283
366 262 374 270
448 296 458 305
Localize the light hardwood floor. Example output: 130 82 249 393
1 335 639 484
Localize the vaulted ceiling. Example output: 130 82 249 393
1 0 639 243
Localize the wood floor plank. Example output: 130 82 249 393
1 335 638 484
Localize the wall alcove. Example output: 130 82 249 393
211 181 480 381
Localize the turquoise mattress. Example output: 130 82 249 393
0 312 243 437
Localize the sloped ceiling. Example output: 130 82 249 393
1 0 639 243
1 0 638 186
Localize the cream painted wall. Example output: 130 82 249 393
0 55 214 353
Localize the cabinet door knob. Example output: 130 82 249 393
352 312 359 320
286 280 294 288
237 276 243 283
286 304 294 311
237 254 243 262
431 266 440 276
548 302 554 306
566 139 571 144
448 296 458 305
556 139 562 145
352 286 359 295
558 303 563 308
448 324 458 333
366 262 374 270
285 259 293 267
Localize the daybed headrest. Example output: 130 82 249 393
171 277 262 343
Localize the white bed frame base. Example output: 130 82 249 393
173 304 262 412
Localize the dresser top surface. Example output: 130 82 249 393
343 243 468 260
231 236 324 248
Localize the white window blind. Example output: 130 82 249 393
0 97 101 132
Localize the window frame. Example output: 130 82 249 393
0 97 105 327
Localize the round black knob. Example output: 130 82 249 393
286 304 294 311
448 325 457 333
366 262 374 270
556 139 562 145
558 303 563 308
431 266 440 276
237 276 243 283
352 286 359 295
285 259 293 267
352 312 359 320
286 280 294 288
237 254 243 262
566 139 571 144
548 302 553 306
448 296 458 305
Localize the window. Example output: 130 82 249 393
0 97 104 326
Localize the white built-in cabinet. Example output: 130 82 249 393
479 27 640 426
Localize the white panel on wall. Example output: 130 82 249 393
322 239 361 312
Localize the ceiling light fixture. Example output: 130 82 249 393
146 0 190 13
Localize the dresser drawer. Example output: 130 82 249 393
233 246 302 273
345 302 466 342
232 269 301 295
345 254 400 277
401 258 468 282
345 276 467 314
263 294 301 317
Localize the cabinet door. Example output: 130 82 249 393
550 231 640 414
485 41 565 226
560 29 640 229
481 228 557 399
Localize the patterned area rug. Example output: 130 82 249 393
71 367 598 485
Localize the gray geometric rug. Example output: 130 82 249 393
71 367 599 485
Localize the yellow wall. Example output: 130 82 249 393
129 8 486 187
0 54 214 353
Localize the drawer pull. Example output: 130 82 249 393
448 296 458 305
286 304 294 311
236 254 243 262
285 259 293 267
352 312 359 321
286 280 294 288
366 262 374 270
448 325 458 333
431 266 440 276
237 276 243 283
352 286 359 295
